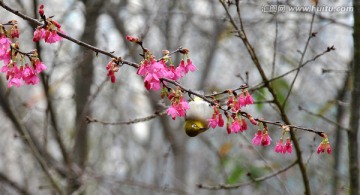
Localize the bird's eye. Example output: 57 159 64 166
192 124 197 128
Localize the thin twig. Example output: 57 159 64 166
251 47 335 92
282 9 317 107
197 160 297 190
0 172 30 195
271 0 279 78
298 105 350 132
86 110 167 125
254 117 325 136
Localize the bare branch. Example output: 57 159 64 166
298 105 350 132
282 9 317 107
86 110 167 126
0 172 30 195
197 161 297 190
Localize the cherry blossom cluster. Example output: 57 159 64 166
120 36 197 119
164 88 190 120
252 123 272 146
225 113 248 134
137 51 196 91
33 4 64 44
224 90 255 133
106 58 120 83
119 36 196 89
274 138 293 154
270 125 292 154
227 90 254 111
208 106 225 128
0 21 47 87
317 134 332 154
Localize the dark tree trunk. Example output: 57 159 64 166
348 2 360 195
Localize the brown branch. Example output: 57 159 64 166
298 105 350 132
204 84 248 98
0 172 30 195
250 46 335 92
197 160 297 190
255 117 324 136
86 110 167 125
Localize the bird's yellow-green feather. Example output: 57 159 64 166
184 98 213 137
184 120 208 137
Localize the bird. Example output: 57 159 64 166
184 96 213 137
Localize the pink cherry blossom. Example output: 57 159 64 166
11 64 23 79
327 145 332 154
178 59 197 75
45 30 62 43
8 77 22 88
22 65 33 77
138 59 171 91
178 99 190 116
166 65 182 81
126 35 139 43
11 25 20 38
317 140 332 154
144 73 161 91
218 114 224 127
167 98 189 120
106 60 119 83
208 116 218 129
0 36 11 64
0 35 11 48
1 65 9 73
167 106 180 120
240 118 247 131
252 130 262 145
34 59 47 73
185 59 197 73
33 20 64 44
208 110 225 129
274 139 284 153
245 91 254 105
226 123 231 134
227 95 234 107
261 132 272 146
283 138 292 154
137 60 149 76
2 61 47 87
23 73 40 85
1 51 11 65
230 119 241 133
33 28 46 42
237 94 246 108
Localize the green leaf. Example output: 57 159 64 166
252 87 267 112
271 78 289 104
227 166 244 184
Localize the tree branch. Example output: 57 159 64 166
86 110 167 126
197 160 297 190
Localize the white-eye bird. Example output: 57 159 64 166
184 96 214 137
